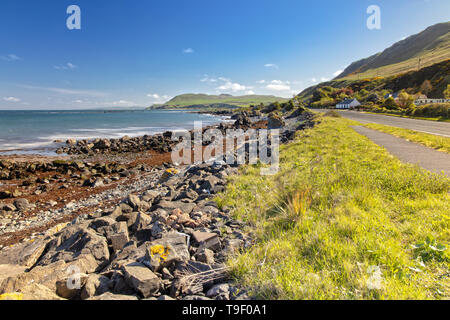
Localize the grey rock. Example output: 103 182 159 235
13 198 30 211
122 262 161 298
206 283 230 297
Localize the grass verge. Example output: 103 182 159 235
216 116 450 300
360 111 450 123
362 123 450 154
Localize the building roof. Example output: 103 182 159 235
337 98 359 105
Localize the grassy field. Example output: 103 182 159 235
149 94 288 109
363 123 450 154
341 47 450 80
216 116 450 300
360 111 450 123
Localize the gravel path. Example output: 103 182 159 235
352 126 450 176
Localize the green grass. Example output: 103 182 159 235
216 116 450 300
363 123 450 154
360 111 450 123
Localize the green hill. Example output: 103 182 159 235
336 22 450 80
148 93 287 109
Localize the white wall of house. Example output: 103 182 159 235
336 100 361 109
414 99 450 106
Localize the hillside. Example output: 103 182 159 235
336 22 450 80
148 94 287 109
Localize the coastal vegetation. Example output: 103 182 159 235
217 115 450 299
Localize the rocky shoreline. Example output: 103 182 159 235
0 107 317 300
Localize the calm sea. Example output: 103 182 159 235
0 109 228 155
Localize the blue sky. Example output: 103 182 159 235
0 0 449 109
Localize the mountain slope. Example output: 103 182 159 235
336 22 450 79
148 94 287 109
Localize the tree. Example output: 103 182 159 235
383 97 398 110
397 91 415 109
420 80 433 96
444 84 450 99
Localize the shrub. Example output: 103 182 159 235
323 110 341 118
411 103 450 118
382 97 398 110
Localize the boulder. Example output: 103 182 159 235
0 238 50 268
122 262 161 298
268 114 285 129
195 248 215 264
80 274 113 300
108 222 130 252
127 194 141 210
192 231 221 251
37 225 110 272
144 233 190 272
0 203 16 211
13 198 30 211
56 273 89 299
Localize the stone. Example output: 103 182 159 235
117 212 138 228
119 203 133 214
37 225 110 272
87 292 138 300
0 259 97 294
144 233 190 272
127 194 141 210
192 231 221 251
195 248 215 264
132 212 152 232
14 283 65 300
56 273 89 299
108 222 130 252
13 198 30 211
0 203 16 212
268 115 285 129
155 200 196 214
80 274 113 300
122 262 161 298
206 283 230 297
88 217 116 231
0 238 50 268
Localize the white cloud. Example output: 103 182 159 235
200 75 218 83
264 64 278 69
246 90 255 95
256 80 266 84
0 54 21 62
183 48 194 54
147 93 170 102
54 62 78 70
265 80 291 91
311 78 317 83
3 96 21 102
321 77 330 82
333 70 343 77
217 81 250 92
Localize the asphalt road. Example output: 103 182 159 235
352 126 450 176
317 110 450 137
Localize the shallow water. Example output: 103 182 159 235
0 109 227 155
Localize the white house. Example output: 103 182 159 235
414 98 450 106
336 98 361 109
